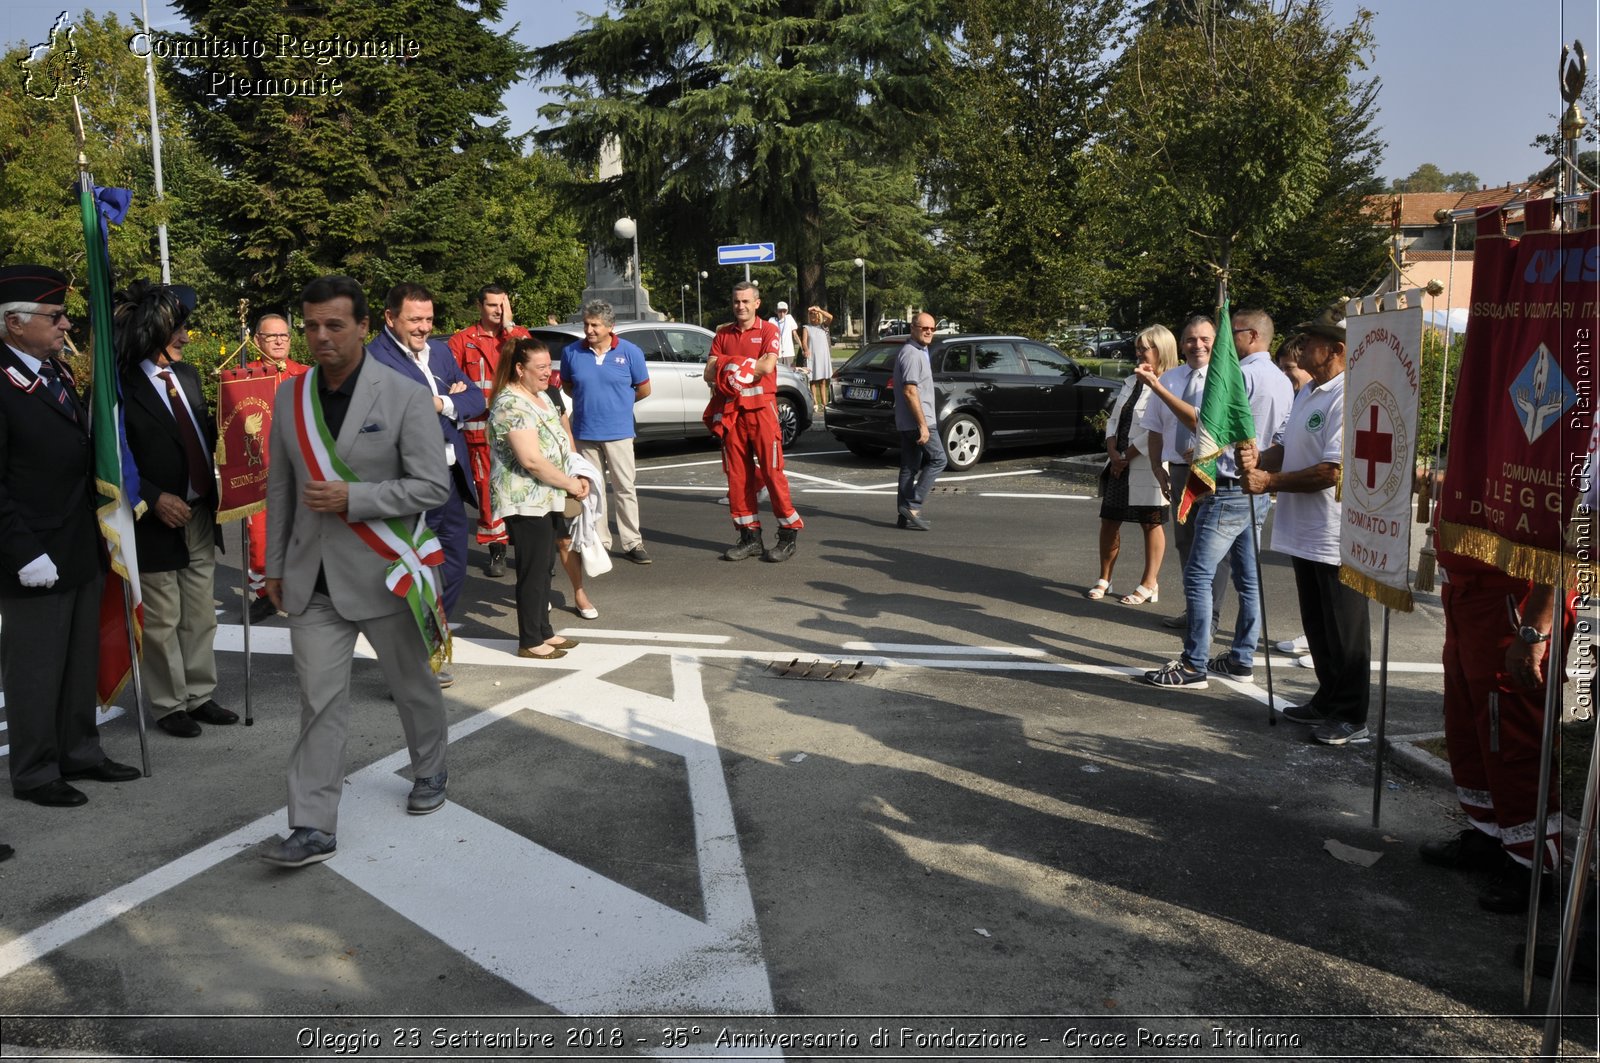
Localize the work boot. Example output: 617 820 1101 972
723 528 764 561
486 543 506 577
764 527 799 563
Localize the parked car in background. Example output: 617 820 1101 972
527 322 815 448
877 318 910 340
824 334 1117 471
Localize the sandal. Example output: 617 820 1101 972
1087 579 1112 600
1121 584 1159 605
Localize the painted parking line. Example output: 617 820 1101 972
0 647 775 1026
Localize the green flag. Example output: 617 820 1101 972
1177 301 1256 523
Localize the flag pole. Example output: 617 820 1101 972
1248 496 1276 727
71 97 152 775
241 519 254 726
1541 714 1597 1054
1369 608 1392 826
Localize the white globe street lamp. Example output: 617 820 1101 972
613 216 641 320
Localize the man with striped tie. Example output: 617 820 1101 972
118 280 236 738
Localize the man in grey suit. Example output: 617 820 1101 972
261 275 452 868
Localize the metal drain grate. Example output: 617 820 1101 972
763 658 878 681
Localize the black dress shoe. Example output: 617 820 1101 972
14 779 88 806
245 595 278 624
187 699 238 725
0 842 13 862
157 711 202 738
61 758 141 783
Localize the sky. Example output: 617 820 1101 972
6 0 1600 188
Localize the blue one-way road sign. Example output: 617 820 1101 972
717 242 776 265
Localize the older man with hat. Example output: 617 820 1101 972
1238 304 1370 745
0 265 140 811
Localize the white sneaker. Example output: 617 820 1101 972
1296 654 1314 668
1275 634 1310 654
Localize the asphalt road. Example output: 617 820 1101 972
0 426 1594 1060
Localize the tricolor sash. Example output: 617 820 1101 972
294 369 450 667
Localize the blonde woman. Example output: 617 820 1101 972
1090 325 1179 605
488 339 591 659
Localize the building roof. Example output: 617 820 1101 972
1365 179 1558 227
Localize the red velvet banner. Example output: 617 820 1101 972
213 367 281 523
1437 193 1599 589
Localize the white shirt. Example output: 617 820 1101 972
1139 363 1205 463
770 313 799 363
387 328 456 465
1269 373 1345 565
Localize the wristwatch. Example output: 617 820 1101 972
1518 625 1551 645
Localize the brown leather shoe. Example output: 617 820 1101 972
516 646 567 660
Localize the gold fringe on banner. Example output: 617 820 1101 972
214 499 266 525
1340 565 1415 612
1437 521 1595 591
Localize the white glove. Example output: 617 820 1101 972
19 553 58 588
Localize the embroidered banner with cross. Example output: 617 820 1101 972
1340 294 1423 612
1436 194 1599 589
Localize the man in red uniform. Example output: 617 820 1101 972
704 281 804 562
447 284 529 577
243 313 310 624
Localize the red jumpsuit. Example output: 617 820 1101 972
1439 553 1576 871
707 320 803 533
245 356 311 598
448 322 529 546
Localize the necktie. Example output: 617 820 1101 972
1174 368 1203 458
36 360 76 421
158 370 211 500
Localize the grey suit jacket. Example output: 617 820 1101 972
265 353 449 620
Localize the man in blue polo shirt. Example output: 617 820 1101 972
562 301 653 563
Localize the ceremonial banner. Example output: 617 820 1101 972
1340 295 1423 612
1436 194 1599 589
213 366 279 523
1178 300 1256 523
79 178 144 706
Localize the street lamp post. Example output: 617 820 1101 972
614 216 640 320
697 270 707 326
681 283 689 322
853 257 867 341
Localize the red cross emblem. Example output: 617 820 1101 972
1354 404 1393 489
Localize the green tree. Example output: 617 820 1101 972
1093 0 1383 322
0 12 221 313
162 0 534 313
1389 162 1479 193
924 0 1129 335
533 0 956 316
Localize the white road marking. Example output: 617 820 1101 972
639 458 726 471
980 492 1093 500
0 647 775 1021
842 642 1052 657
781 469 861 490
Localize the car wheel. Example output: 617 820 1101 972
942 413 985 471
843 440 886 459
775 394 802 448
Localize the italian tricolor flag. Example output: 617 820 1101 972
1178 300 1257 524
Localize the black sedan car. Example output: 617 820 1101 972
825 335 1118 471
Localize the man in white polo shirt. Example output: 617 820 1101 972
1239 305 1369 744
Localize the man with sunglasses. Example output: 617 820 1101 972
0 265 140 809
1144 308 1292 689
894 314 946 530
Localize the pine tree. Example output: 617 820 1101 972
533 0 955 315
163 0 536 312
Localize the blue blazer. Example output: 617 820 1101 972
365 330 486 508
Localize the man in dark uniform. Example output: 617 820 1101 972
0 265 139 810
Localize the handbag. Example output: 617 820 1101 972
580 536 613 577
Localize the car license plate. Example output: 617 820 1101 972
844 386 877 401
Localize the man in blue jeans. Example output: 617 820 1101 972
894 313 946 531
1144 308 1292 689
